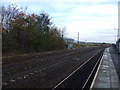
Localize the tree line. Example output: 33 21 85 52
2 4 66 55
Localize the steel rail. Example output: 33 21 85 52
3 48 93 84
52 49 103 89
82 50 103 89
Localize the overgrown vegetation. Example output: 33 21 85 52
73 42 111 49
2 4 66 56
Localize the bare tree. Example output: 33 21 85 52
1 4 27 32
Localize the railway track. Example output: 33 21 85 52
3 48 92 81
2 47 105 88
52 48 104 89
3 48 87 66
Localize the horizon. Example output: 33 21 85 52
1 0 119 43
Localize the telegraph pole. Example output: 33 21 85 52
61 30 63 49
77 32 79 44
62 30 63 38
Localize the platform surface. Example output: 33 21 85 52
91 47 120 89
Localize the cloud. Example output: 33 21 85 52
47 1 118 43
1 0 119 43
1 0 119 3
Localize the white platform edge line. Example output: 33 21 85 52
89 48 106 90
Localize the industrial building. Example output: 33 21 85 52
64 37 74 49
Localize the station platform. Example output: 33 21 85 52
90 47 120 89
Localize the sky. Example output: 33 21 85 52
1 0 119 43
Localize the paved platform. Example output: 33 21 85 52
90 47 120 89
109 47 120 80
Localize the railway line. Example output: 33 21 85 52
52 48 104 89
3 48 92 81
2 47 105 88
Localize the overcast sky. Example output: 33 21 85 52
1 0 119 43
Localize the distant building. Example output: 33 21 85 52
67 44 73 49
64 37 74 44
63 37 74 49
